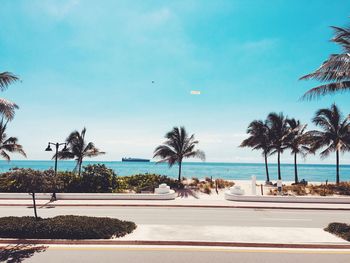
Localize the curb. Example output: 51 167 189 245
0 239 349 249
1 203 350 211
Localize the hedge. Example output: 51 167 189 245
0 165 179 193
324 222 350 241
0 215 136 239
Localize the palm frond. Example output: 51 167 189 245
0 72 19 91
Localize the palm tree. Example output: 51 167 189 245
153 126 205 181
285 119 311 184
267 113 289 180
56 128 105 176
240 120 272 183
0 72 19 120
300 22 350 99
0 118 26 161
307 104 350 184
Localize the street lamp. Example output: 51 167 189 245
45 142 68 201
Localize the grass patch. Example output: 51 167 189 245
325 222 350 241
0 215 136 239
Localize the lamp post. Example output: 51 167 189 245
45 142 68 200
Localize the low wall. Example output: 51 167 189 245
0 190 177 200
225 191 350 204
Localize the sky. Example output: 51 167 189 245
1 0 350 164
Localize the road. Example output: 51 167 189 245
1 206 350 262
1 206 350 228
1 245 350 263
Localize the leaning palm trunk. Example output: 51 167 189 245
31 192 38 220
294 153 298 184
264 152 270 183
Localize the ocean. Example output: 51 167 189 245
0 160 349 183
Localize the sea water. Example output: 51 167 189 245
0 160 349 183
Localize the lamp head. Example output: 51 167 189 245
62 144 68 152
45 144 52 151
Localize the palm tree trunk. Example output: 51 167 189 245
336 150 340 184
264 152 270 183
277 151 281 180
78 159 82 177
31 192 38 220
178 161 182 182
294 153 298 184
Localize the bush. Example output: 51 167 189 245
0 168 55 193
120 174 179 193
201 184 212 194
80 164 118 193
325 222 350 241
215 179 234 189
0 166 181 193
0 215 136 239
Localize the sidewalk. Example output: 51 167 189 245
1 196 350 210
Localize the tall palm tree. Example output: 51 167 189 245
267 113 289 180
0 72 19 120
240 120 272 183
56 128 105 176
307 104 350 184
153 126 205 181
285 119 311 184
300 22 350 99
0 118 26 161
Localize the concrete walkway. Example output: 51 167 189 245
1 198 350 210
120 224 346 244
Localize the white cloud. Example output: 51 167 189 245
241 38 278 51
26 0 80 19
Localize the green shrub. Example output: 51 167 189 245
80 164 118 193
0 216 136 239
0 168 55 193
0 166 181 194
325 222 350 241
56 171 81 193
121 174 179 193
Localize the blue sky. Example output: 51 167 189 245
1 0 350 163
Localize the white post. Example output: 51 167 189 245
251 175 256 195
277 180 282 195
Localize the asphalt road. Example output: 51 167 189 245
1 206 350 228
1 245 350 263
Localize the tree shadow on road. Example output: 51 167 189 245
177 188 199 199
0 244 47 263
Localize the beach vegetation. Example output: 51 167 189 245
0 215 136 239
55 128 105 176
0 166 180 194
268 182 350 196
0 71 19 121
284 118 311 184
307 104 350 184
154 126 205 181
116 173 179 193
215 178 234 189
0 118 26 162
240 119 272 183
267 112 290 181
201 183 212 194
300 20 350 100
